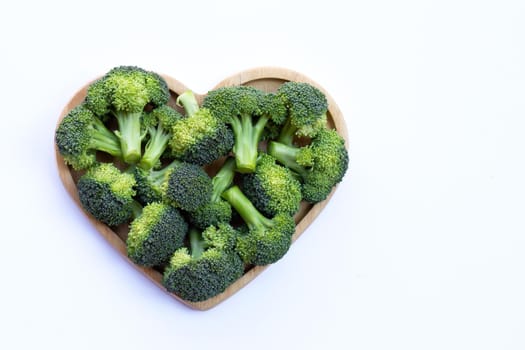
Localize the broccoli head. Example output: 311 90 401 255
77 163 137 226
242 153 302 217
85 66 169 164
55 103 122 170
268 127 349 203
133 159 212 212
162 224 244 302
127 202 188 267
169 90 233 165
221 185 296 265
189 157 236 229
202 86 286 173
276 81 328 145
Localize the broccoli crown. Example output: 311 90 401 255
55 104 122 170
202 86 285 173
85 66 170 164
242 153 302 217
189 157 236 229
276 81 328 143
139 105 184 170
268 128 349 203
77 163 137 226
221 185 296 265
162 225 244 302
169 108 234 165
299 128 349 202
164 161 213 212
127 202 188 267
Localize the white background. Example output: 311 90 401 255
1 0 524 349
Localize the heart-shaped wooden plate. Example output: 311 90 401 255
55 67 348 310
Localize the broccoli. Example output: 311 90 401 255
268 127 349 203
242 153 302 217
276 81 328 145
202 86 287 173
162 224 244 302
77 163 138 226
126 202 188 267
138 105 183 170
133 159 212 212
85 66 169 164
221 185 296 265
168 90 234 165
55 103 122 170
190 157 236 229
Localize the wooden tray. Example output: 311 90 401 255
55 67 349 310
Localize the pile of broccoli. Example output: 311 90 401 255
55 66 349 303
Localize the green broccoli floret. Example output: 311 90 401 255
242 153 302 217
126 202 188 267
138 105 183 170
168 91 233 165
268 128 349 203
55 103 122 170
77 163 138 226
162 224 244 302
190 157 236 229
276 81 328 145
133 159 212 212
221 185 296 266
202 86 287 173
85 66 169 164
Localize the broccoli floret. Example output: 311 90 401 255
190 157 236 229
162 224 244 302
242 153 302 217
133 159 212 212
268 128 349 203
55 103 122 170
126 202 188 267
77 163 138 226
202 86 287 173
85 66 169 164
276 81 328 145
168 91 233 165
221 185 296 265
138 105 183 170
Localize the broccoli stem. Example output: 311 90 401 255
222 185 273 229
267 141 308 178
231 114 269 173
189 228 205 259
113 111 143 164
89 118 122 157
276 119 297 145
176 91 199 117
211 157 236 202
139 125 171 170
130 200 143 219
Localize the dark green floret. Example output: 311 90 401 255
169 90 234 165
55 103 122 170
276 81 328 145
133 159 212 212
202 86 287 173
127 202 188 267
190 157 236 229
162 224 244 302
268 127 349 203
139 105 183 170
77 163 137 226
222 185 296 266
85 66 169 164
242 153 302 217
